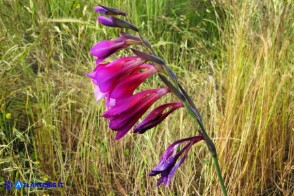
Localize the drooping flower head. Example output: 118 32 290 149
149 135 204 187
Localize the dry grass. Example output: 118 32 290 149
0 0 293 195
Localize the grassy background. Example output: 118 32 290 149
0 0 293 195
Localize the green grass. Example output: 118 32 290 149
0 0 293 195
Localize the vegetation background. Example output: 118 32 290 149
0 0 293 195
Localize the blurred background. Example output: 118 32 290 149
0 0 293 195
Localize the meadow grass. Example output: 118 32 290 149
0 0 293 195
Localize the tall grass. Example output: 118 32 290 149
217 1 294 195
0 0 293 195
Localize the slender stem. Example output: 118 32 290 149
212 156 228 196
136 29 227 195
188 106 227 195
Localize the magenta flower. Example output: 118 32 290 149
86 56 145 101
90 34 143 64
108 64 157 100
102 88 170 140
90 37 126 64
87 5 226 192
134 102 183 134
105 65 157 108
105 64 157 108
149 135 204 187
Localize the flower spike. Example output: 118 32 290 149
88 5 227 194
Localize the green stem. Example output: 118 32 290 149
136 29 227 195
212 156 228 196
184 103 227 195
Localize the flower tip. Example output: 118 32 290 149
148 171 157 176
93 6 107 14
94 87 106 101
114 131 128 140
98 16 117 27
95 58 104 65
112 17 139 32
134 102 183 134
133 127 144 134
98 5 127 16
101 112 108 118
85 72 91 77
164 182 170 187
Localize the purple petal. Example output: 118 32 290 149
103 88 170 139
98 16 117 27
164 146 190 187
90 38 126 58
86 56 145 95
90 36 143 64
108 91 159 129
94 86 106 101
150 143 180 175
105 88 170 127
93 6 108 14
109 65 157 100
150 135 204 186
103 89 159 117
134 102 183 133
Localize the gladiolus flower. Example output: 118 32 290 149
149 135 204 187
106 64 157 108
108 64 157 100
86 56 145 101
134 102 183 134
90 37 131 64
102 88 170 140
90 37 126 63
90 35 143 64
105 64 157 108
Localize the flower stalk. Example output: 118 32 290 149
88 5 227 195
